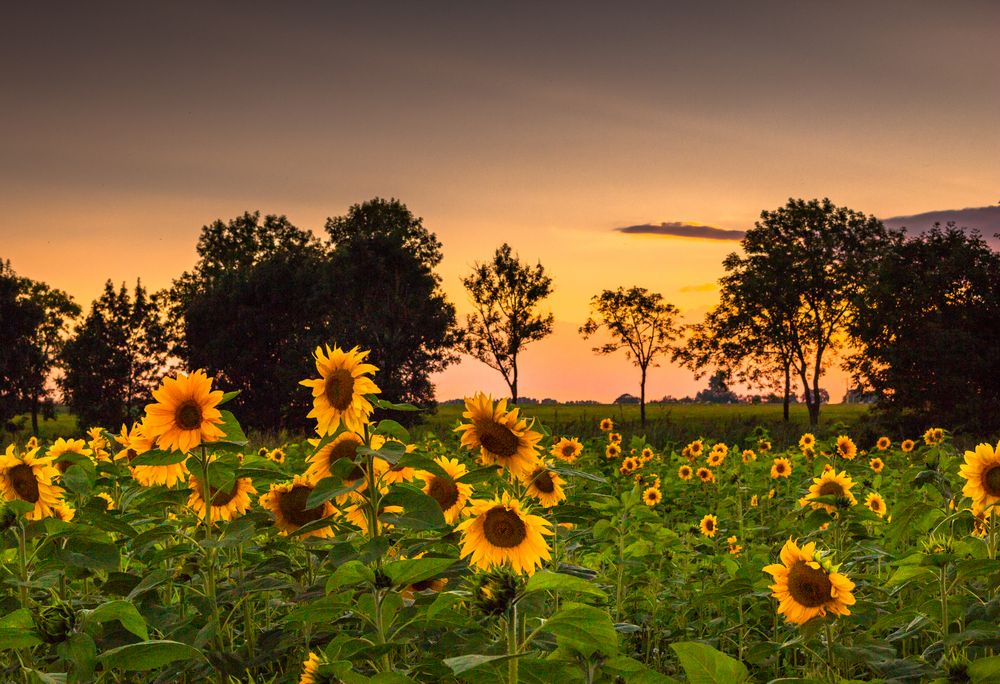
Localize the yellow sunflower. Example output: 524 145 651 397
260 475 336 539
750 494 759 508
771 457 792 479
115 422 153 463
959 441 1000 515
187 475 256 523
641 447 654 462
712 443 729 458
300 344 380 436
620 456 640 475
742 449 757 464
599 418 613 432
727 535 742 555
799 433 816 450
370 434 419 485
142 370 226 453
763 539 855 624
343 501 403 536
87 427 111 460
901 439 915 453
305 433 370 503
605 444 622 459
268 448 287 464
697 467 714 483
130 422 189 488
876 436 891 451
455 393 542 478
455 492 552 575
708 451 725 467
865 492 887 517
550 437 583 463
835 435 857 460
47 438 92 474
804 469 858 514
643 487 662 507
299 652 325 684
688 440 704 458
758 439 773 452
0 446 64 520
924 427 944 446
608 432 622 445
25 436 38 449
699 514 718 538
678 465 693 480
869 457 884 473
420 456 474 523
522 462 567 508
95 492 115 510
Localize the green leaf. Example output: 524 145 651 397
372 398 421 412
98 640 204 671
83 600 149 640
552 466 607 484
214 410 248 447
130 449 189 467
59 632 97 681
969 655 1000 682
444 653 527 675
375 419 410 443
670 641 750 684
538 603 618 657
326 560 376 590
456 465 503 484
380 485 446 530
524 570 606 599
57 539 120 571
0 627 42 650
205 461 236 495
384 558 455 587
218 390 241 406
306 476 363 509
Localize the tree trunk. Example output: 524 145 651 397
806 386 820 426
30 394 39 436
639 366 647 427
782 363 791 422
510 366 518 405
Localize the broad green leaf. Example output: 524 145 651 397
670 641 750 684
524 570 606 599
444 653 527 675
98 640 204 671
374 419 410 443
384 558 455 587
83 600 149 640
0 626 42 650
380 485 446 530
326 560 376 590
130 449 188 467
538 603 618 658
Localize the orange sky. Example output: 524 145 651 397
2 3 998 401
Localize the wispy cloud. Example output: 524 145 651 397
616 222 746 241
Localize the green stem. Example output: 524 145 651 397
373 588 392 672
507 603 519 684
824 621 836 681
199 447 225 664
939 566 949 637
16 523 29 610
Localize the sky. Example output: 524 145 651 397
1 2 998 402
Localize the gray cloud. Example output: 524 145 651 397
616 222 746 241
881 206 1000 248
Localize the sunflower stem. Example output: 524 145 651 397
939 565 949 637
823 620 836 681
15 521 29 610
199 446 225 665
507 602 519 684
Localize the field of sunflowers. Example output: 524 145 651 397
2 344 1000 684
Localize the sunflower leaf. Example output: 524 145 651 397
130 449 189 466
97 640 205 671
374 419 410 443
670 641 750 684
523 570 606 599
213 410 248 448
384 558 455 586
307 477 363 509
380 485 446 530
217 390 241 406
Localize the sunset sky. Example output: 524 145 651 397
2 2 998 402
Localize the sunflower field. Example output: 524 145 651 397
2 344 1000 684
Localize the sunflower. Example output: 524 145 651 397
87 427 111 460
771 457 792 479
130 422 189 488
768 488 776 499
620 456 639 475
835 435 857 460
711 443 729 458
370 434 419 485
901 439 915 453
608 433 622 446
599 418 613 432
47 438 92 474
305 433 368 503
343 501 403 535
759 439 772 452
187 475 256 523
869 457 884 473
0 446 64 520
640 447 654 462
260 475 336 539
750 494 759 508
550 437 583 463
804 469 857 514
699 514 718 538
142 370 226 453
763 539 855 624
95 492 115 510
643 487 662 507
268 448 287 465
456 493 552 575
707 451 725 467
959 441 1000 515
742 449 757 464
420 456 474 523
802 446 817 460
299 652 326 684
300 345 380 436
924 427 944 445
25 436 38 449
799 433 816 451
605 444 622 459
688 440 704 458
865 492 887 517
455 393 542 478
522 462 566 508
727 535 742 555
696 467 714 483
876 436 891 451
115 422 153 463
678 465 693 481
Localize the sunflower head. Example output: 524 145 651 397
750 494 759 508
763 539 855 624
522 462 566 508
550 437 583 463
142 370 226 453
689 440 704 457
0 446 65 520
471 569 522 616
959 441 1000 514
835 435 857 460
643 487 662 507
876 436 891 451
696 467 714 483
865 492 887 517
421 456 474 523
699 514 718 538
806 469 858 514
455 492 552 575
799 433 816 450
260 475 336 539
901 439 915 453
770 457 792 479
742 449 757 464
455 394 542 478
924 427 945 445
869 457 884 473
599 418 613 432
33 602 76 644
678 465 693 481
188 475 257 524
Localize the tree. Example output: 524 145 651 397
580 287 681 425
695 371 740 404
705 198 898 426
847 224 1000 433
460 243 554 403
61 281 171 428
0 259 45 433
324 198 460 413
20 280 79 434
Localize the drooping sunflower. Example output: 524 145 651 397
799 433 816 451
763 539 855 624
758 439 773 452
260 475 336 539
0 446 65 520
804 469 858 514
47 438 92 474
835 435 857 460
865 492 887 517
522 462 566 508
678 465 693 481
550 437 583 463
959 441 1000 515
643 487 662 507
876 436 891 451
420 456 474 523
87 427 111 460
699 514 718 538
455 492 552 575
924 427 945 446
901 439 915 453
455 393 542 478
742 449 757 464
771 457 792 479
52 502 76 522
94 492 115 510
187 475 256 523
869 457 884 473
605 444 622 459
599 418 613 432
696 467 714 483
142 370 226 453
25 436 39 449
300 344 380 436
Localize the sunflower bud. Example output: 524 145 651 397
472 570 520 617
33 602 76 644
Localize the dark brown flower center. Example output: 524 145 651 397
278 485 325 527
475 420 519 458
9 464 40 503
787 561 834 608
427 475 460 511
200 478 240 506
561 444 575 457
324 435 364 481
704 519 715 531
983 466 1000 497
482 506 527 548
530 469 555 494
870 499 882 511
175 401 203 430
324 368 355 411
818 481 845 497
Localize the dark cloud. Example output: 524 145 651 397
881 206 1000 247
616 222 746 241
